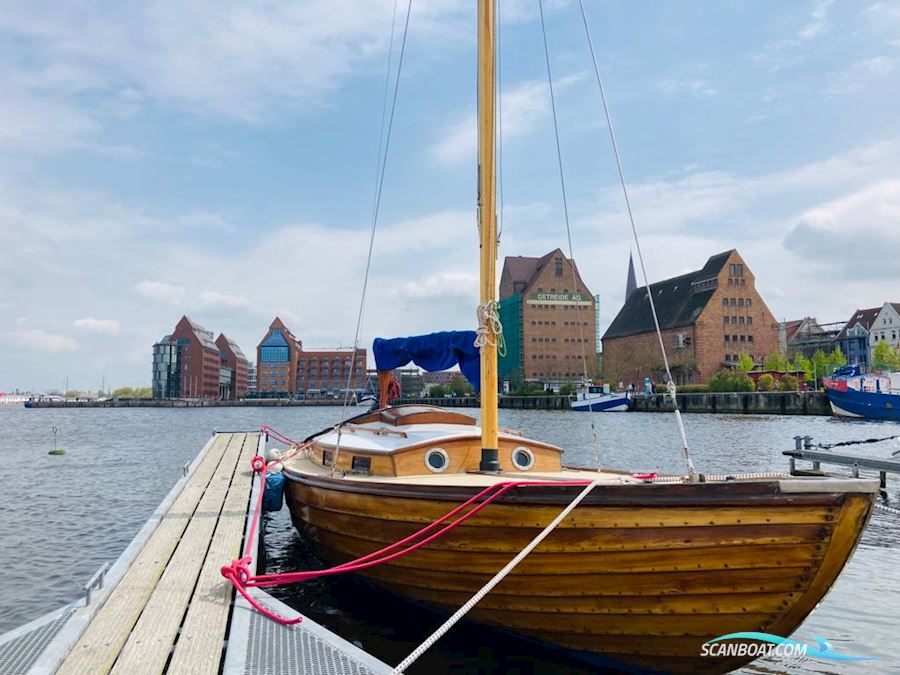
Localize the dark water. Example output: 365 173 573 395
1 406 898 673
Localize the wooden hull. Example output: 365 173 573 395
284 473 873 673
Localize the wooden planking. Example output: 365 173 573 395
289 485 837 528
302 504 831 553
57 434 233 675
361 564 813 597
110 433 247 674
166 433 259 675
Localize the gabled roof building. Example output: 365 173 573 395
499 248 597 387
152 315 232 399
601 250 779 386
836 307 881 370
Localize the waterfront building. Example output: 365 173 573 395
870 302 900 363
256 317 302 396
152 316 222 399
778 317 841 360
602 250 779 386
256 317 368 398
297 347 367 397
247 363 257 393
836 307 880 370
215 334 250 400
498 248 597 388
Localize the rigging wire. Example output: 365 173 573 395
576 0 695 478
333 0 413 476
537 0 602 470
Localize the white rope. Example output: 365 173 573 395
537 0 602 470
474 302 505 356
874 502 900 517
576 0 694 479
390 479 600 674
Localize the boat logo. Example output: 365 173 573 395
701 632 876 661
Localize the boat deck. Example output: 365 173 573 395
0 432 390 675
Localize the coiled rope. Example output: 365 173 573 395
474 301 506 357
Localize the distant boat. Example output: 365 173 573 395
570 386 630 412
355 393 377 407
823 365 900 420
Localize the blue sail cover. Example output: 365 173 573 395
373 331 481 392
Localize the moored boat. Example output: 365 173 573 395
824 366 900 420
570 385 630 412
280 2 879 672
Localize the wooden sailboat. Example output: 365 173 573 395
281 2 877 672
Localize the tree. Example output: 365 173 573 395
873 341 900 371
449 376 473 397
757 373 776 391
428 384 448 397
779 374 799 391
764 353 791 372
736 352 755 374
792 354 813 383
827 346 847 371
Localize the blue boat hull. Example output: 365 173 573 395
825 387 900 421
570 394 630 412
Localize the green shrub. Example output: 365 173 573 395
706 370 756 392
511 382 546 397
756 373 776 391
677 384 708 393
558 382 576 396
778 374 799 391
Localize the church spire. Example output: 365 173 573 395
625 250 637 299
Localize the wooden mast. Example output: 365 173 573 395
477 0 499 471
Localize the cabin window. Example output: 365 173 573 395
512 446 535 471
351 456 371 474
322 450 333 467
425 448 449 473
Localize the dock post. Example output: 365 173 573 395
813 460 821 471
853 462 860 478
793 436 802 452
880 471 887 489
803 435 813 450
789 456 796 475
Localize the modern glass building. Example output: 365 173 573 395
152 336 182 399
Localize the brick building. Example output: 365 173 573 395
152 315 223 399
215 334 250 399
602 250 779 386
498 248 597 387
256 316 368 397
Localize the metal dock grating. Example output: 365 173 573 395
0 603 78 675
0 431 391 675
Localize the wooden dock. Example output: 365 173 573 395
0 431 389 675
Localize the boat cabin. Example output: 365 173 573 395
307 405 563 477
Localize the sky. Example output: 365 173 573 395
2 0 900 392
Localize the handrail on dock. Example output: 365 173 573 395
82 562 110 606
784 435 900 490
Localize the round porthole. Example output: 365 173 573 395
425 448 449 473
512 446 535 471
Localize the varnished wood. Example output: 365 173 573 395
283 472 873 673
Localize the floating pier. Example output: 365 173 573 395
0 432 390 675
786 435 900 491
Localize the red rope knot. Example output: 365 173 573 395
250 455 266 473
632 472 658 482
221 556 253 585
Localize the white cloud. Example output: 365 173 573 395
827 55 898 94
784 180 900 277
198 291 251 310
433 74 585 164
8 328 77 352
73 318 121 335
134 280 187 305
